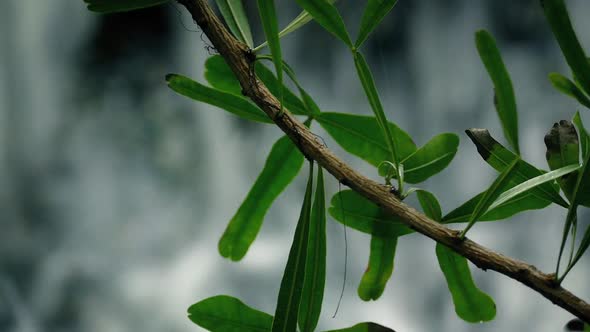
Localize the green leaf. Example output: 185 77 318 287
548 73 590 109
204 55 243 96
280 61 322 116
355 0 399 48
204 55 309 115
298 167 326 332
489 164 580 211
461 157 520 237
401 133 459 183
542 0 590 96
354 52 398 163
475 30 520 154
166 74 272 124
254 0 338 52
556 203 578 278
317 112 416 167
436 244 496 322
328 190 412 238
465 128 568 207
442 190 551 224
188 295 273 332
358 236 397 301
272 162 314 332
83 0 169 13
218 135 304 261
215 0 254 47
416 190 442 222
573 112 590 159
257 0 283 111
294 0 352 48
323 322 396 332
556 130 590 279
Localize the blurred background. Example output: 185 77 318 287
1 1 589 331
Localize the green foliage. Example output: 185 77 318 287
214 0 254 47
465 128 568 207
272 163 314 332
461 157 520 237
299 168 327 332
294 0 352 48
417 191 496 322
85 0 590 329
329 190 411 238
254 0 338 52
475 30 520 154
316 112 416 167
353 52 399 164
204 55 309 115
256 0 283 112
187 295 273 331
548 73 590 109
543 0 590 96
435 244 497 322
401 133 459 183
83 0 168 13
218 135 304 260
355 0 399 48
358 236 397 301
165 74 272 123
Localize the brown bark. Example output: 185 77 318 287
176 0 590 323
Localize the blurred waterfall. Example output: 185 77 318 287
0 1 589 332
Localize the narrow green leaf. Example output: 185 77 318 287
462 157 520 236
83 0 169 13
204 55 242 96
416 190 442 222
475 30 520 154
329 190 412 238
354 52 398 163
557 123 590 273
436 244 496 322
280 61 322 116
188 295 273 332
542 0 590 96
257 0 283 111
215 0 254 47
317 112 416 167
298 167 326 332
489 164 580 211
556 203 578 278
401 133 459 183
294 0 352 48
204 55 309 115
442 190 551 224
219 135 304 261
166 74 272 124
358 236 397 301
465 128 568 207
355 0 399 48
573 112 590 159
323 322 396 332
254 0 338 52
272 162 314 332
548 73 590 109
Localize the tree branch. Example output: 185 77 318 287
176 0 590 323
